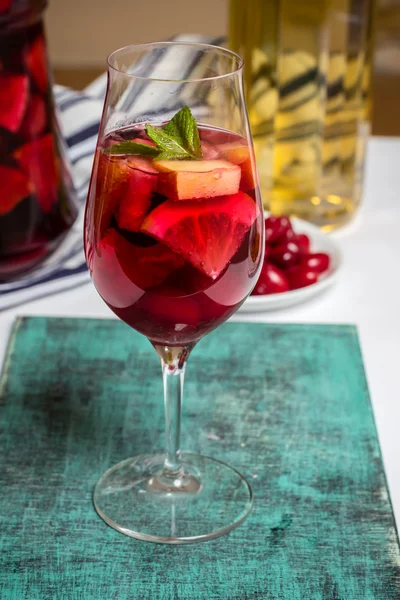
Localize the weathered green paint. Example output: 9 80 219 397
0 316 399 599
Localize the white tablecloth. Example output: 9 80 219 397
1 136 399 526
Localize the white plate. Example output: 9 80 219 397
239 217 342 313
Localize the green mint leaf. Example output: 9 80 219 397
162 106 202 159
102 106 203 161
104 141 159 157
145 124 193 159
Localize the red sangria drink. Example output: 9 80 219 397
0 0 78 280
85 43 264 544
86 117 263 346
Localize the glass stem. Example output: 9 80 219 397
154 344 192 481
162 359 185 479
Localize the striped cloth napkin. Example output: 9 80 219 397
0 34 222 311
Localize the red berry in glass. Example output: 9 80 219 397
86 118 263 346
0 1 77 279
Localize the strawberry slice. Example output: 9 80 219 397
141 192 258 279
13 134 58 212
115 157 158 232
0 165 31 215
20 93 47 139
93 153 158 235
0 74 29 133
24 34 48 93
116 166 158 232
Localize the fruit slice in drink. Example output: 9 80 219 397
153 159 241 200
141 191 258 279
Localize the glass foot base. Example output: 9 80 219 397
93 452 253 544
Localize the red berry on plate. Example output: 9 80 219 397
252 262 289 295
265 215 292 245
277 227 297 244
296 233 311 255
269 240 301 269
287 267 319 290
300 252 330 273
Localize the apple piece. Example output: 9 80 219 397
217 141 250 165
116 167 158 232
153 159 241 200
216 141 258 192
0 74 29 133
239 157 258 192
0 165 32 215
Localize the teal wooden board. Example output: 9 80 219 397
0 316 399 599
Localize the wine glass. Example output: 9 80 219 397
84 41 264 543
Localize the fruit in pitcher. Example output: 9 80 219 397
0 0 12 13
14 134 58 212
0 74 29 133
0 165 31 215
141 191 258 278
20 94 46 138
153 159 241 200
24 35 48 93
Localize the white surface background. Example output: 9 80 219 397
1 137 399 526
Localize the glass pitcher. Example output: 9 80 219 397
0 0 78 280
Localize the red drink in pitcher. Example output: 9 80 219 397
0 1 77 279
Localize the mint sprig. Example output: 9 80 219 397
162 105 202 159
105 106 203 161
145 124 191 160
